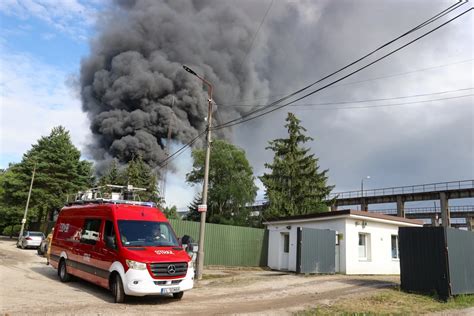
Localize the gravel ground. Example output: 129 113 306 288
0 237 409 315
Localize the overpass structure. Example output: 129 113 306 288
371 205 474 228
329 180 474 228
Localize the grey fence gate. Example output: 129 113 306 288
296 227 335 274
399 227 474 299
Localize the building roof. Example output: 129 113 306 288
264 209 423 226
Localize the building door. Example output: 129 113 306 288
280 232 290 270
296 227 336 274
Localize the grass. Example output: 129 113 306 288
295 287 474 315
201 273 230 280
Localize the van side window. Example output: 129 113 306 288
104 220 117 250
80 219 101 245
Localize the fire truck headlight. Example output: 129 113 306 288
126 259 147 270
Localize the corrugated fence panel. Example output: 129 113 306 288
446 228 474 295
399 227 450 299
169 219 268 267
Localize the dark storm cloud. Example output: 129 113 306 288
233 0 473 193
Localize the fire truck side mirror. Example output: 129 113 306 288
105 236 116 249
181 235 197 254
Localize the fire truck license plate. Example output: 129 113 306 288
161 287 180 294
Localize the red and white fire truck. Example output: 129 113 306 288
50 185 194 303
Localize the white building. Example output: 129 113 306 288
265 210 423 275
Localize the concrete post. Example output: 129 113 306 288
361 198 368 212
467 217 474 231
439 192 450 228
396 195 405 218
331 204 337 212
433 214 439 227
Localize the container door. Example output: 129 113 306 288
280 232 290 270
296 227 336 274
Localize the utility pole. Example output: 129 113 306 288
18 163 36 245
183 65 213 280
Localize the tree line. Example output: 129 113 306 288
0 112 333 235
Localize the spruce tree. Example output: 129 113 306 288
184 194 201 222
260 113 333 218
124 155 161 205
97 159 124 187
0 126 94 232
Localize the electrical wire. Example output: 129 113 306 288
214 1 468 129
290 94 473 111
213 7 473 131
236 0 274 71
159 3 472 168
158 130 206 168
217 87 473 108
218 58 473 107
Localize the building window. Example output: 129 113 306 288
358 233 370 260
391 235 399 259
283 233 289 253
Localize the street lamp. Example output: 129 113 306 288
182 65 213 280
18 163 36 245
360 176 370 211
360 176 371 197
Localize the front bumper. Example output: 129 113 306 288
123 266 194 296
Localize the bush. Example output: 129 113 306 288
2 224 21 237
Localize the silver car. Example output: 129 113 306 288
18 231 45 249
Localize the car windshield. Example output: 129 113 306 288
29 232 44 237
117 220 179 247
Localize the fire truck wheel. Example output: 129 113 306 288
172 292 184 300
112 274 125 303
58 259 71 282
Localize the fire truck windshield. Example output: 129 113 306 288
117 220 179 247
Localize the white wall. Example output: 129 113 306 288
267 225 291 270
344 217 401 275
267 215 420 275
267 218 346 273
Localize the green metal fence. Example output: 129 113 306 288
169 219 268 267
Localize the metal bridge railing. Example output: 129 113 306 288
370 205 474 215
329 179 474 200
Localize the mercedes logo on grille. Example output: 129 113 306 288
167 264 176 274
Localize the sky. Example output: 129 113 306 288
1 0 473 211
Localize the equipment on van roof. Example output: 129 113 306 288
67 184 155 207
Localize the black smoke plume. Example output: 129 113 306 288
80 0 275 170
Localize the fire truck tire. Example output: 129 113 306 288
58 259 71 282
173 291 184 300
112 274 125 303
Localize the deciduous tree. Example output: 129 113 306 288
186 140 257 226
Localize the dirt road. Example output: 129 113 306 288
0 237 399 315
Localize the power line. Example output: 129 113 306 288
217 58 473 107
290 94 473 111
213 7 473 131
215 1 468 128
291 88 473 107
218 87 473 108
158 3 472 168
158 130 206 168
236 0 274 71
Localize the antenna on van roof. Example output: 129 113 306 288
66 184 154 207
